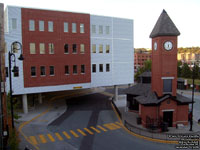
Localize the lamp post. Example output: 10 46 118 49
8 41 24 128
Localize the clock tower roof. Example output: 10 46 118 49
150 9 180 38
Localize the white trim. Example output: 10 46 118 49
161 77 174 79
162 109 175 112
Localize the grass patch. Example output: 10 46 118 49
184 78 200 85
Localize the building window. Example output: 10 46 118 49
48 21 53 32
64 44 68 54
99 44 103 53
29 20 35 31
11 18 17 30
92 44 96 53
6 67 8 77
40 66 46 76
65 65 69 75
92 25 96 33
106 45 110 53
31 66 36 76
80 24 84 33
72 23 76 33
30 43 36 54
163 79 172 93
13 66 19 77
92 64 96 73
80 44 85 54
73 44 77 53
106 26 110 34
50 66 54 76
40 43 45 54
106 64 110 72
99 64 103 72
73 65 77 74
99 25 103 34
64 22 68 32
49 43 54 54
81 65 85 74
39 20 44 31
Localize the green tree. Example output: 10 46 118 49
192 64 200 79
134 60 152 81
181 63 192 78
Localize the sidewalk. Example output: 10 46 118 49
113 95 200 141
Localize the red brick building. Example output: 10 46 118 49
126 10 191 129
134 50 151 73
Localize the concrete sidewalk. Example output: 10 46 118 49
113 95 200 141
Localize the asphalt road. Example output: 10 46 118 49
43 93 176 150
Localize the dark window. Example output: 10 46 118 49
65 65 69 75
106 64 110 72
64 44 68 54
81 65 85 74
92 64 96 73
6 67 8 77
163 79 172 93
40 66 45 76
99 64 103 72
73 44 77 53
73 65 77 74
13 66 19 77
50 66 54 75
31 66 36 76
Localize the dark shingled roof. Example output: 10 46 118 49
150 9 180 38
125 83 192 105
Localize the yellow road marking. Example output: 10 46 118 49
110 123 121 129
77 129 87 136
84 128 94 135
115 121 123 126
63 131 71 139
55 133 63 141
90 126 101 133
97 125 107 132
29 136 38 145
39 134 47 143
70 130 79 138
104 123 117 130
47 134 55 142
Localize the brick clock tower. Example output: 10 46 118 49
150 9 180 97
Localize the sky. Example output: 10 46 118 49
1 0 200 48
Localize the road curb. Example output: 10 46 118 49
111 102 179 144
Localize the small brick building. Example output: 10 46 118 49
126 10 192 129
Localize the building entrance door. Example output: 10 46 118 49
163 111 173 127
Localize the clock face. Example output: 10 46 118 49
154 42 157 50
164 41 173 51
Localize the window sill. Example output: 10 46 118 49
31 76 37 77
50 75 55 76
65 74 70 75
40 75 46 77
81 73 85 74
64 53 69 54
73 73 78 75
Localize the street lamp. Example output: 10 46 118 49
8 41 24 128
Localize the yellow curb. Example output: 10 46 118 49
18 90 91 150
111 102 179 144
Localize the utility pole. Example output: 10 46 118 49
0 3 4 150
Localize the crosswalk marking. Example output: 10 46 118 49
70 130 79 138
84 128 94 135
97 125 107 132
55 133 63 141
29 136 38 145
39 134 47 143
77 129 87 136
47 134 55 142
63 131 71 139
90 126 101 133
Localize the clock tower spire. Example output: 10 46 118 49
150 9 180 97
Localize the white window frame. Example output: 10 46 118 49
40 43 45 54
39 20 44 31
80 44 85 54
48 21 53 32
30 43 36 54
29 20 35 31
80 23 84 33
72 23 77 33
49 43 54 54
64 22 68 32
